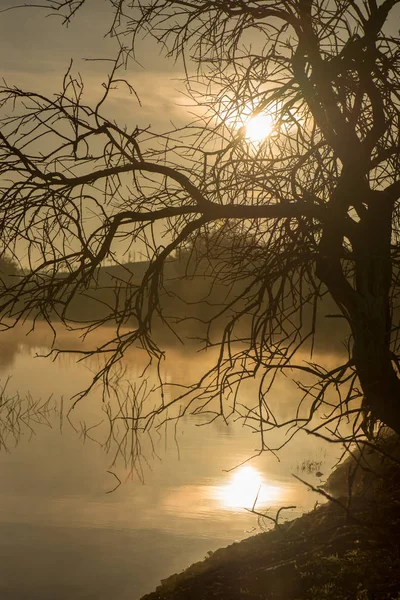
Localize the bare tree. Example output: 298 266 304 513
0 0 400 453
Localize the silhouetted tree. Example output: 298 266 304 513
0 255 18 278
1 0 400 450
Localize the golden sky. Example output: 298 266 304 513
0 1 188 132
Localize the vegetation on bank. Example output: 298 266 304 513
141 435 400 600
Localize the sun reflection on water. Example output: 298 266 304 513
217 466 281 510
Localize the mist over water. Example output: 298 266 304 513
0 323 345 599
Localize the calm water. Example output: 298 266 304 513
0 324 343 599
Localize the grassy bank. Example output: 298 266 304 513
141 435 400 600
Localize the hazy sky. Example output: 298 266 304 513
0 1 199 265
2 2 400 139
0 1 189 132
2 0 400 267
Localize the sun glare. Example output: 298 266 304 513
218 96 276 143
245 113 274 142
218 465 281 510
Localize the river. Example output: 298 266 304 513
0 322 344 599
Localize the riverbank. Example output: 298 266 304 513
141 434 400 600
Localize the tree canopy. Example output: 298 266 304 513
0 0 400 452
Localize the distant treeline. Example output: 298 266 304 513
0 252 350 353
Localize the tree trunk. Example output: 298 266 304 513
317 187 400 435
352 297 400 435
351 192 400 434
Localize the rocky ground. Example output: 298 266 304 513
141 434 400 600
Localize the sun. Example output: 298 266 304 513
245 113 274 142
218 96 276 143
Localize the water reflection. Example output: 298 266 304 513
0 322 347 598
217 465 281 510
